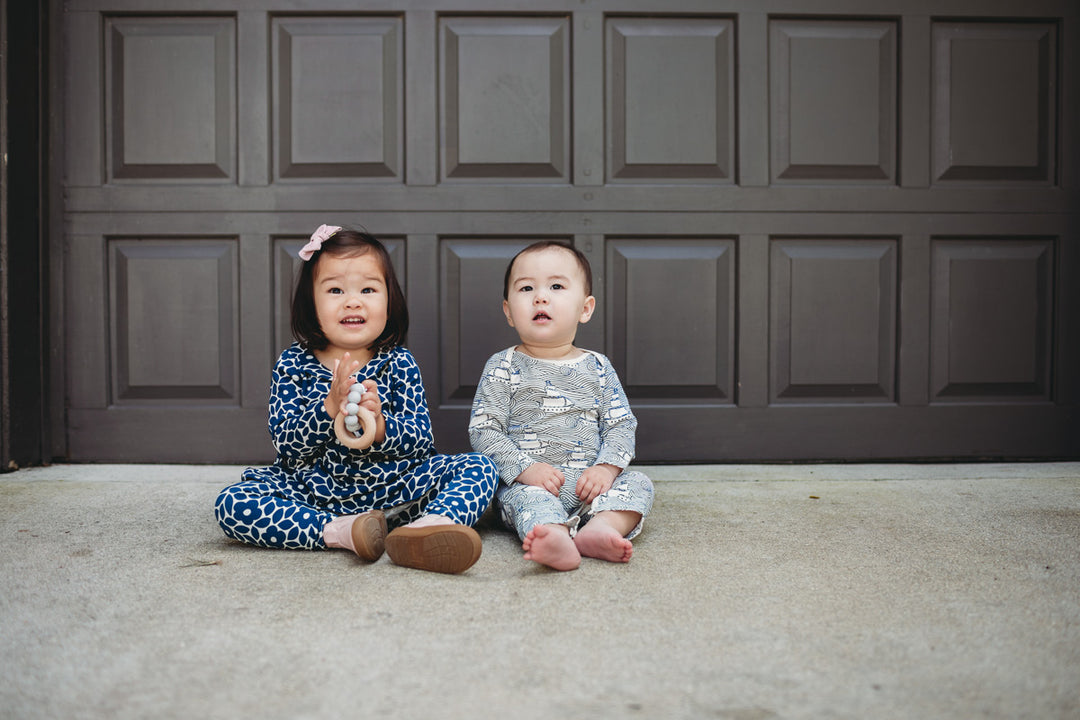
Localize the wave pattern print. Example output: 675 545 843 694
470 347 652 539
470 347 637 480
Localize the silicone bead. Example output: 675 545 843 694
340 381 369 439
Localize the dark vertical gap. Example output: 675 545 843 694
1 0 47 469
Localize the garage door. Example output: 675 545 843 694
57 0 1079 462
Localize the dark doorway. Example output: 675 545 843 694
1 0 49 470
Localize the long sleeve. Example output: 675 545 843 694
369 348 434 460
594 355 637 470
266 343 434 468
469 352 535 485
268 355 335 462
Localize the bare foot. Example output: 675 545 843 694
522 524 581 571
574 520 633 563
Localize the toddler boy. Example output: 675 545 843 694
469 242 654 570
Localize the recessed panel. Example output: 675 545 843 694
273 17 402 181
607 239 735 400
440 17 570 181
770 20 896 183
110 239 238 403
607 17 734 182
770 240 897 402
931 239 1054 400
105 17 235 181
932 22 1057 183
273 235 405 361
439 239 549 401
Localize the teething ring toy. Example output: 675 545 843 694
334 384 378 450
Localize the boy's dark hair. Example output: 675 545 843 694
503 241 593 299
291 229 408 353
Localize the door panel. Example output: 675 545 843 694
56 1 1079 462
932 22 1056 183
606 17 735 182
105 16 235 181
770 19 896 182
770 239 897 403
606 239 735 400
440 16 570 181
110 239 238 402
272 16 403 181
930 238 1054 401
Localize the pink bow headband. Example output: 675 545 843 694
298 224 342 261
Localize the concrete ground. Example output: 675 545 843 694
1 462 1078 720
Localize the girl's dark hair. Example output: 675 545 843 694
503 241 593 299
291 229 408 353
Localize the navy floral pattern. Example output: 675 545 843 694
215 342 497 549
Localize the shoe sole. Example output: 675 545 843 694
385 525 482 574
351 510 388 562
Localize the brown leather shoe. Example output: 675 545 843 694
385 524 482 574
350 510 388 562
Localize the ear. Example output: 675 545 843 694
503 300 515 327
579 295 596 324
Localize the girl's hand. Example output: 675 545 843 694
516 463 564 496
355 379 386 444
576 464 619 504
324 353 361 419
334 405 378 450
356 379 381 415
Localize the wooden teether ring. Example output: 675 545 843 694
334 405 377 450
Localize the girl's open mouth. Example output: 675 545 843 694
533 312 551 321
342 316 366 326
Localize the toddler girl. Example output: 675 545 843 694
215 225 498 574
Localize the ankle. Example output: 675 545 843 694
585 510 639 538
407 513 455 528
323 515 358 552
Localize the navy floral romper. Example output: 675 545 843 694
215 342 498 549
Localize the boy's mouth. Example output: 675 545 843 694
533 312 551 322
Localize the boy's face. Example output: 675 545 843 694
503 246 595 355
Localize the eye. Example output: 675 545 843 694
328 287 343 295
518 284 533 293
551 283 565 290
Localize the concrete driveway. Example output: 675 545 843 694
2 462 1078 719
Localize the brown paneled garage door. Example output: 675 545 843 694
56 0 1079 462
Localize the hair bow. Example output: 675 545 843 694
298 224 342 261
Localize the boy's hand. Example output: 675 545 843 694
516 463 564 496
576 464 619 504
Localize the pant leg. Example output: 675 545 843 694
587 469 654 540
496 482 573 540
402 452 498 528
214 476 333 550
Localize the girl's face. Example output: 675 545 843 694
312 252 389 365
